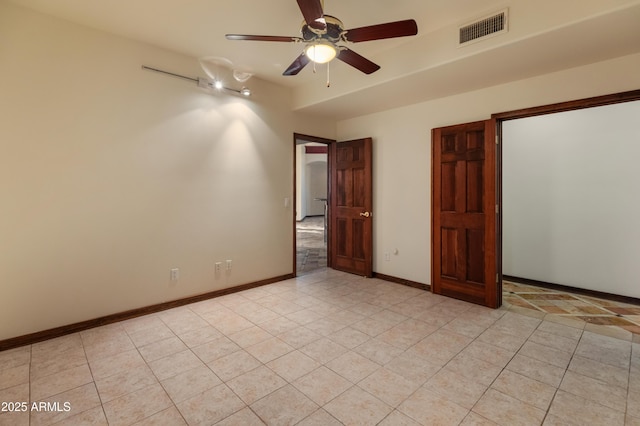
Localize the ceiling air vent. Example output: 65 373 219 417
459 9 508 45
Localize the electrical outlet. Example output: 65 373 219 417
170 268 180 281
384 252 390 261
226 260 232 271
215 262 222 273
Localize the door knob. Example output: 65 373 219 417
359 211 371 217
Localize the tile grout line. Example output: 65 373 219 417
537 319 584 426
465 312 542 424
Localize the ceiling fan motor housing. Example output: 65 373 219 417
302 15 344 42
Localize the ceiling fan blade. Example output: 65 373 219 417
297 0 326 31
337 48 380 74
283 53 310 76
226 34 302 42
344 19 418 43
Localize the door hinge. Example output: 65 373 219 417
495 135 499 145
496 273 499 283
495 204 499 214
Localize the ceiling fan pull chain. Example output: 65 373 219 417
312 46 317 73
326 61 331 87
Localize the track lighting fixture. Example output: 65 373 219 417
141 66 252 98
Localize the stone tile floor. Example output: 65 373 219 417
504 280 640 337
0 269 638 425
296 216 326 275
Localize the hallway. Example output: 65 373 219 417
296 216 327 275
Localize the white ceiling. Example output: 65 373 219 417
8 0 640 119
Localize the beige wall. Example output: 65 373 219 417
336 53 640 286
0 3 334 340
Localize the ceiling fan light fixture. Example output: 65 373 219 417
305 41 337 64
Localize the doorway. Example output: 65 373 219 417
495 92 640 301
430 90 640 309
293 134 375 278
294 134 333 276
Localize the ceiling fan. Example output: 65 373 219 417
225 0 418 77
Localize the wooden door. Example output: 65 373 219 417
330 138 373 277
431 120 501 308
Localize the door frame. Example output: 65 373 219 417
430 90 640 308
293 133 336 276
430 90 640 306
491 89 640 291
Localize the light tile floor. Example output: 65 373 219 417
1 269 639 425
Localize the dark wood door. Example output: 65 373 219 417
431 120 501 308
330 138 373 277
